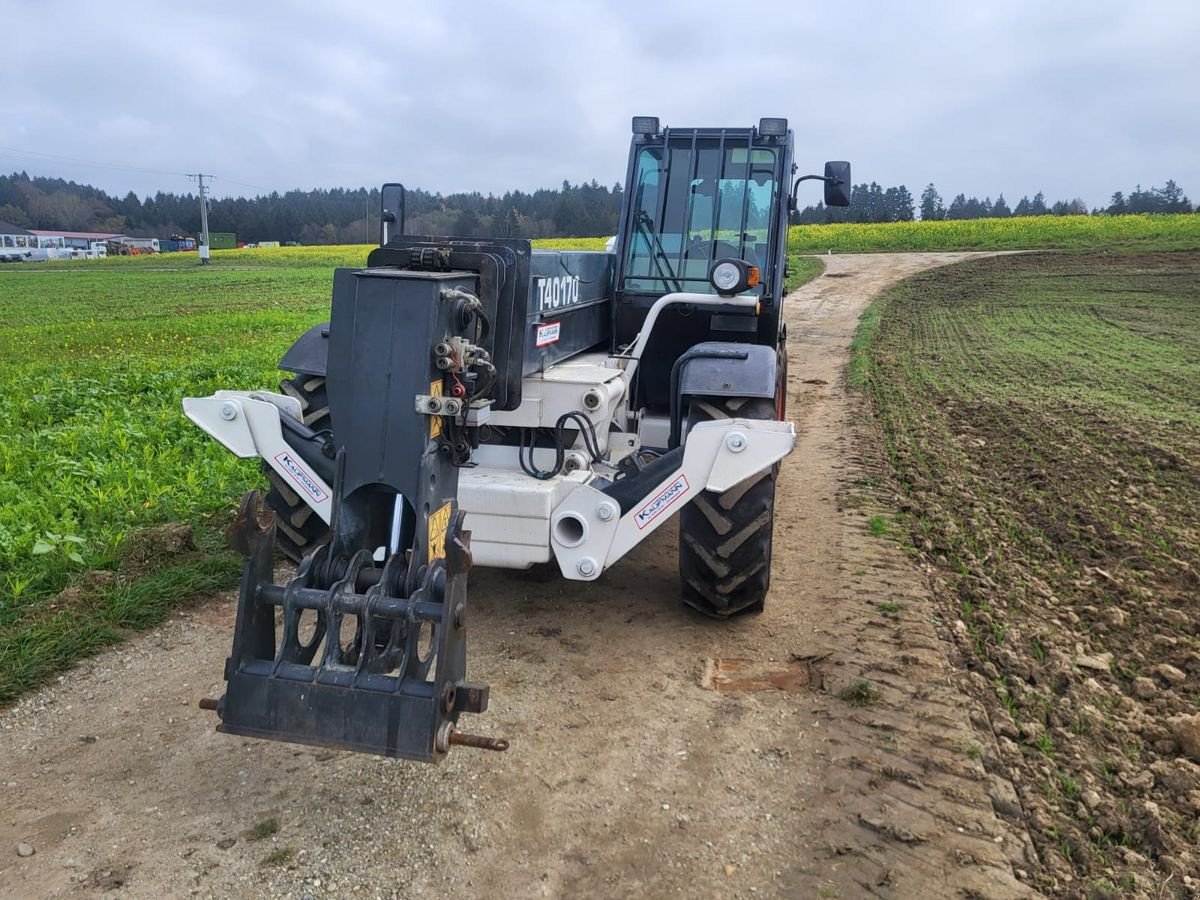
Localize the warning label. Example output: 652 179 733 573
427 501 452 564
429 379 443 439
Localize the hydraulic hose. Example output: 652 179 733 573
519 412 604 480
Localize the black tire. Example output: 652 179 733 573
678 396 778 617
263 374 333 562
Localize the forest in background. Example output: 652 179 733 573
0 171 1193 244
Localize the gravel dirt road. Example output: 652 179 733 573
2 253 1042 899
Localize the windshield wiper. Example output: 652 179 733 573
635 210 683 293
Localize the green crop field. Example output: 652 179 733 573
853 251 1200 886
0 259 336 702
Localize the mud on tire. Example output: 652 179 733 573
262 374 333 562
678 396 778 617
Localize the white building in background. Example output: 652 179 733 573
31 229 128 257
0 225 159 260
0 219 38 260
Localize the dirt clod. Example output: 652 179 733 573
1169 714 1200 761
1152 663 1186 685
1131 676 1157 699
119 523 196 578
1074 652 1113 671
17 842 34 857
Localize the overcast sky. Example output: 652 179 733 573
1 0 1197 207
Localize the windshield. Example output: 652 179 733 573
623 142 777 295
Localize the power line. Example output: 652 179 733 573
0 145 188 179
212 176 273 193
0 145 272 195
0 145 395 200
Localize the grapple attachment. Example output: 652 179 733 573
201 258 516 761
211 491 497 762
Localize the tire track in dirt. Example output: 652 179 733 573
1 253 1039 898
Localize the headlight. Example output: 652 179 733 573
709 259 759 295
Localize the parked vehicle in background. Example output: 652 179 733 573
159 237 197 253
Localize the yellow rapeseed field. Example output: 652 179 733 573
787 213 1200 253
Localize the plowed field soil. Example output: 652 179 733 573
860 252 1200 897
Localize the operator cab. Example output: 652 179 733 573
612 116 850 417
622 144 779 296
613 119 796 413
617 121 789 302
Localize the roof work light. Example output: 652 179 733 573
631 116 661 135
758 117 788 136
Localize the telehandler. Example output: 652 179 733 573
184 116 850 761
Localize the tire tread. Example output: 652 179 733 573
678 395 778 617
261 374 333 562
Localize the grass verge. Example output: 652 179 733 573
784 255 825 293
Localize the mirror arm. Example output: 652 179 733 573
790 174 840 210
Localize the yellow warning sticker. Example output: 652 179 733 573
429 379 443 439
427 501 452 564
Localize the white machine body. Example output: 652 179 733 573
183 292 795 580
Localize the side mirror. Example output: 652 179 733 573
380 182 406 245
823 161 851 207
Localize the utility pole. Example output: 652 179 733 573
188 173 213 264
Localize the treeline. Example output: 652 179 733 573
2 171 1196 242
0 173 623 243
794 180 1195 224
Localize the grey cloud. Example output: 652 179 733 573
0 0 1196 207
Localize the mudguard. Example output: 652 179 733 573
278 322 329 377
677 341 777 400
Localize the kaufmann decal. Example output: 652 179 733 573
535 321 561 347
273 451 329 503
634 475 690 530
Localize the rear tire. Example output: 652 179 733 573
262 374 333 562
678 396 778 618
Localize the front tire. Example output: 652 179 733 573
263 374 333 562
678 396 778 617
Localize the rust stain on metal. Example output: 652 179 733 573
226 490 274 558
701 657 820 693
448 730 510 752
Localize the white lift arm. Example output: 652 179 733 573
547 418 794 580
183 391 334 525
183 392 794 579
